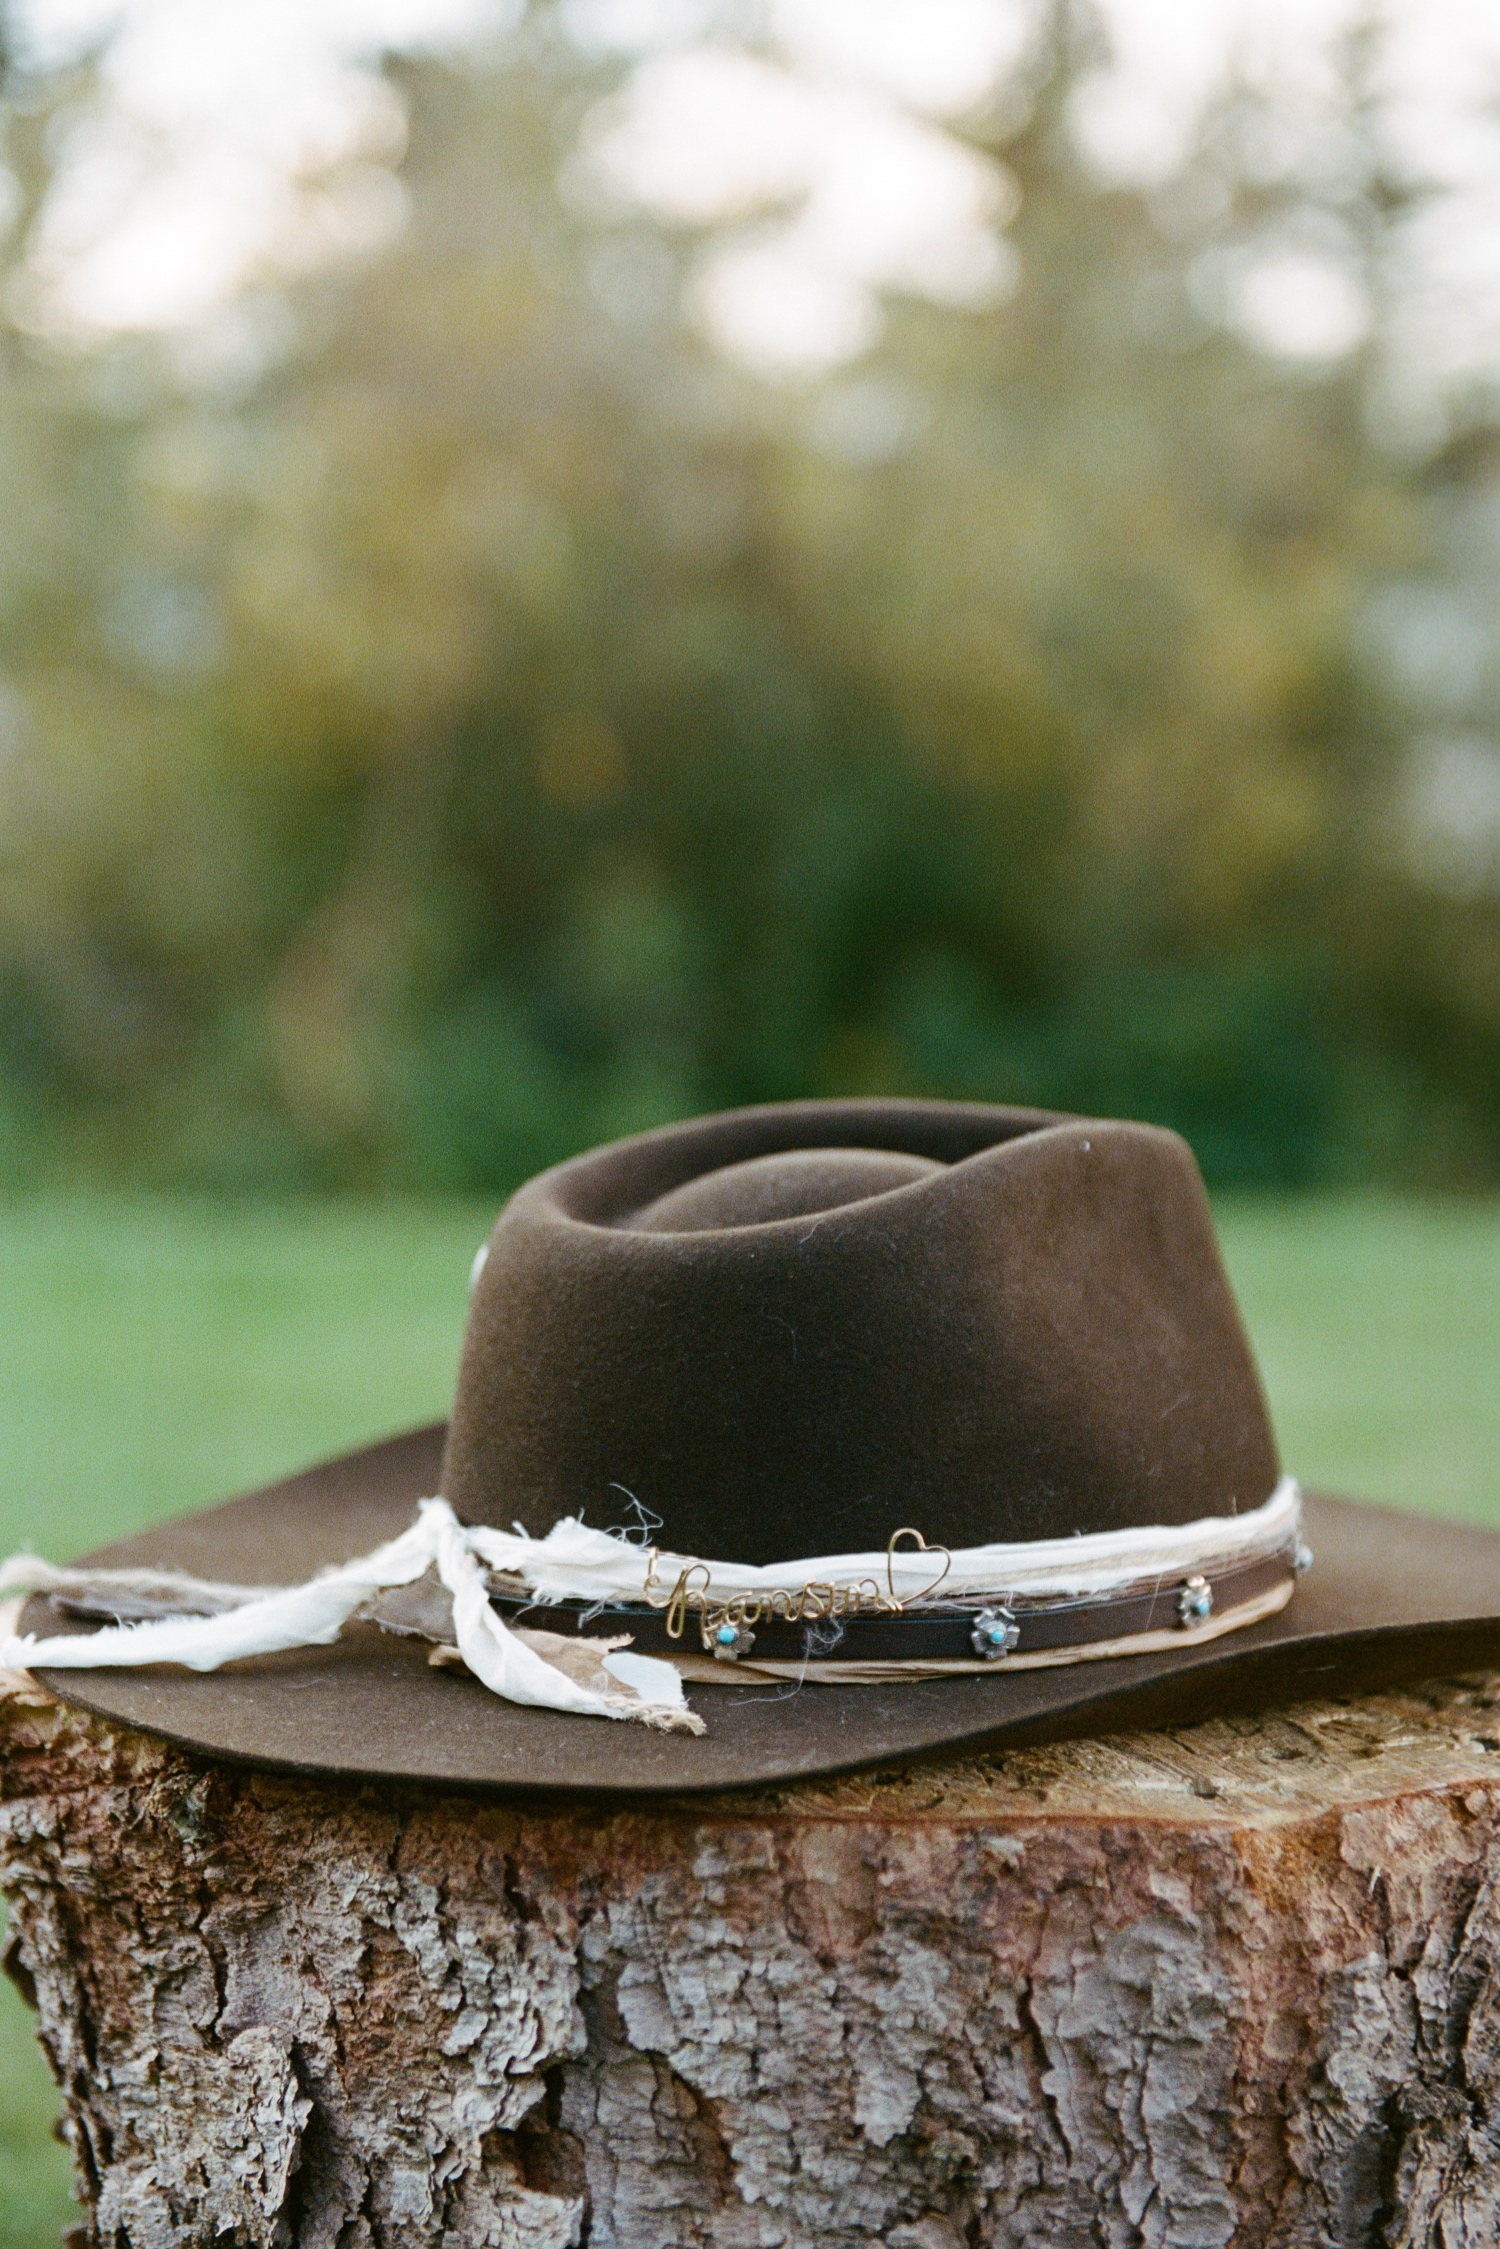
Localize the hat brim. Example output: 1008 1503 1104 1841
26 1422 1500 1798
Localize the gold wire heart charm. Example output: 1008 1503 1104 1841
885 1527 952 1610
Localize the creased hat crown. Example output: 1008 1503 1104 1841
442 1099 1279 1564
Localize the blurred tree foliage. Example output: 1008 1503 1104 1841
0 2 1497 1194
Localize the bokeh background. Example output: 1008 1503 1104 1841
4 0 1500 2235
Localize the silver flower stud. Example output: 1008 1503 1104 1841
970 1607 1020 1660
1176 1575 1214 1628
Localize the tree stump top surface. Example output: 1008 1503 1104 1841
8 1658 1500 1828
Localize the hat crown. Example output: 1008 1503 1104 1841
631 1146 942 1233
441 1100 1279 1564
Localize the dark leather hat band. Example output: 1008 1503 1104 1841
491 1547 1300 1667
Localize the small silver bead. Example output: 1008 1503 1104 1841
1176 1575 1214 1629
971 1607 1020 1660
1293 1541 1315 1576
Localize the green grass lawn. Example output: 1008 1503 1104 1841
1 1191 1498 2244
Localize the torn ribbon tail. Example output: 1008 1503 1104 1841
0 1513 442 1675
0 1555 271 1612
0 1576 372 1674
428 1503 701 1733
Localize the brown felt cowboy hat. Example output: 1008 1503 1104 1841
15 1099 1500 1798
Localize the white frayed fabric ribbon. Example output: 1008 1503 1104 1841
0 1499 702 1734
0 1478 1299 1731
466 1474 1302 1605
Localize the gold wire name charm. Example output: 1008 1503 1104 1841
641 1529 950 1659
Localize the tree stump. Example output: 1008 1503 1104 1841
8 1664 1500 2248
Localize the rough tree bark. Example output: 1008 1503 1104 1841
7 1664 1500 2249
